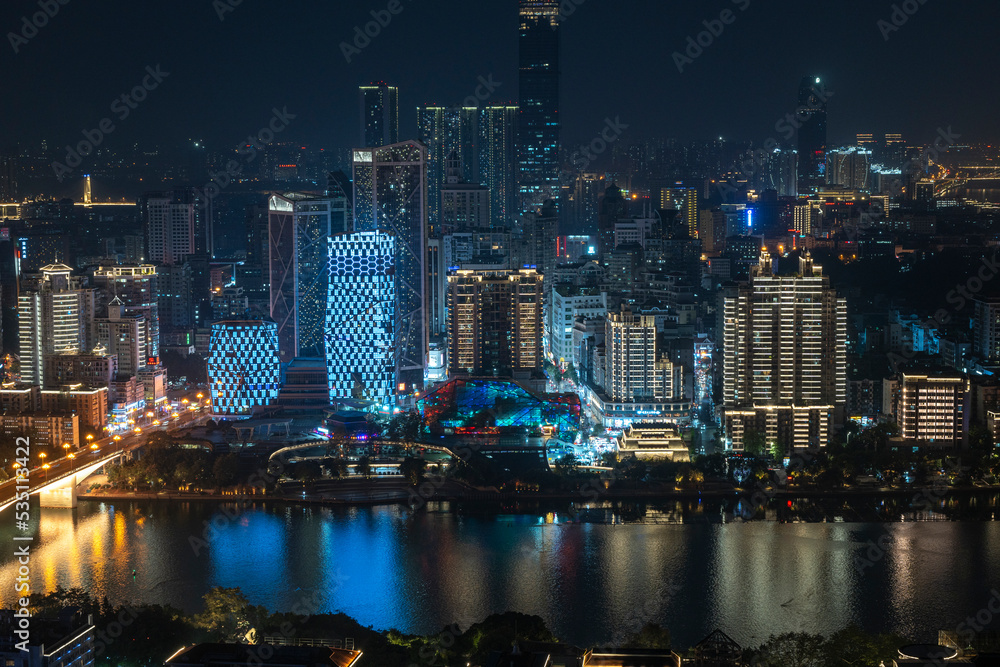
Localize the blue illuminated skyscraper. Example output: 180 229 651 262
326 231 397 406
352 141 428 392
518 0 561 213
208 320 281 416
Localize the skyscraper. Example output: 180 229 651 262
360 83 399 148
447 268 543 378
326 231 397 406
440 151 490 234
721 249 847 452
417 105 476 227
208 320 281 417
268 193 335 362
142 191 200 265
352 141 429 391
605 307 682 403
518 0 561 212
18 263 95 387
796 76 828 195
94 298 145 379
478 105 519 228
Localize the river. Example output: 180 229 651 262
1 497 998 649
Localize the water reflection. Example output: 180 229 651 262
0 497 997 649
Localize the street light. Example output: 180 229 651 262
42 463 50 482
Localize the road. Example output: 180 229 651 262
0 401 210 506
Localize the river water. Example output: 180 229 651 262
1 498 998 649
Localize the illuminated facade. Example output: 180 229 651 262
721 249 847 451
518 0 561 211
883 371 968 449
208 320 281 417
659 187 700 239
417 106 476 227
326 231 397 407
352 141 428 392
447 268 543 378
605 307 683 403
360 83 399 148
91 265 159 364
268 193 335 362
18 263 95 387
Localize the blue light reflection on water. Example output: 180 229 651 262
0 500 998 648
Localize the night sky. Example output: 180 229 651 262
3 0 999 156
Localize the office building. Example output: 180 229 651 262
326 231 397 407
721 249 847 452
796 76 828 194
18 263 95 387
883 371 969 449
208 320 281 417
352 141 429 391
518 0 561 211
517 199 559 295
447 268 543 379
826 147 872 191
360 82 399 148
477 105 519 227
268 193 335 362
43 351 117 390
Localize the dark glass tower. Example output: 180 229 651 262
796 76 828 194
359 83 399 148
517 0 561 213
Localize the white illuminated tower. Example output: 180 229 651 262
721 249 847 452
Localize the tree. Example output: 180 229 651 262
323 458 348 479
623 623 671 649
212 454 240 488
399 457 427 485
357 456 373 479
293 461 322 483
752 632 826 667
554 453 579 476
744 430 767 456
769 440 784 460
194 587 264 642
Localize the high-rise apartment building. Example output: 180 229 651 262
18 263 95 387
796 76 829 194
883 371 969 449
721 249 847 452
447 268 543 378
440 151 490 234
268 193 335 362
478 105 519 228
94 298 145 378
360 83 399 148
518 0 561 211
326 231 397 406
605 307 682 403
659 187 699 239
352 141 429 391
417 105 476 227
973 296 1000 363
142 191 198 265
91 265 160 365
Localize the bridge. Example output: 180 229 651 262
269 440 453 466
0 446 128 512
